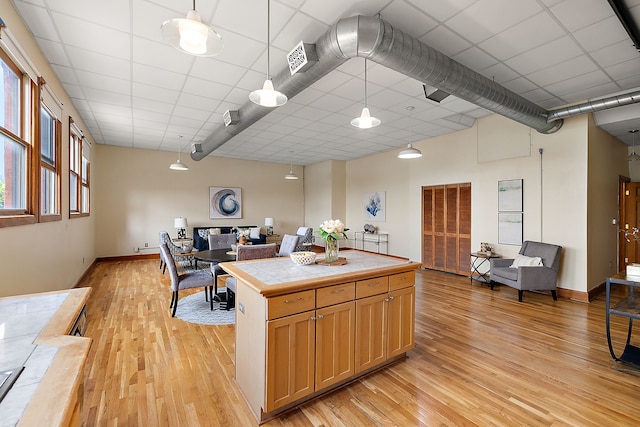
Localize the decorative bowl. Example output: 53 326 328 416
290 251 316 265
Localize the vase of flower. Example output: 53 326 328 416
325 237 339 263
318 219 349 264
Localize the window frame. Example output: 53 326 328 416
39 78 62 222
69 117 90 218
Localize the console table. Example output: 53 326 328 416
606 273 640 372
354 231 388 253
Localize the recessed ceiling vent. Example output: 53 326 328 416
287 41 318 75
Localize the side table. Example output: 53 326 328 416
606 273 640 372
470 252 500 285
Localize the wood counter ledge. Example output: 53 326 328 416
0 288 92 427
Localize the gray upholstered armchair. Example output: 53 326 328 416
489 240 562 302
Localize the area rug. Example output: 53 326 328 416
174 290 235 325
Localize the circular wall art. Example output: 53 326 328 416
209 187 242 219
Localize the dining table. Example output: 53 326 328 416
193 249 237 300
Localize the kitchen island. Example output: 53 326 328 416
0 288 91 427
220 250 420 423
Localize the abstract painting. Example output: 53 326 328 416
498 212 523 245
498 179 523 212
364 191 385 222
210 187 242 219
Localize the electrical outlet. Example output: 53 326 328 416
134 247 139 253
145 242 148 247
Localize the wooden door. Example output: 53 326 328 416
315 301 355 390
387 287 415 359
422 183 471 275
623 182 640 267
266 311 315 411
354 293 388 374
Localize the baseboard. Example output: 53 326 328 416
96 253 159 262
556 287 590 303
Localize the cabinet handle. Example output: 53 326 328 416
284 297 303 304
331 289 345 294
318 314 324 319
389 295 395 301
368 282 379 287
311 316 316 321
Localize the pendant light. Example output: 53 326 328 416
351 58 381 129
170 136 189 170
284 160 298 180
161 0 223 57
398 143 423 159
629 129 640 161
249 0 287 107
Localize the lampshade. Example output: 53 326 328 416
169 160 189 170
285 160 299 180
398 143 423 159
264 217 274 227
351 58 380 129
249 0 287 108
351 107 381 129
161 3 223 57
174 217 188 229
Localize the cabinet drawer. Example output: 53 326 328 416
389 271 415 291
316 283 355 308
267 290 315 320
356 276 389 299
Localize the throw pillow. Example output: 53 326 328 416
209 228 221 235
250 227 261 239
510 254 543 268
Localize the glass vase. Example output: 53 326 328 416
325 237 339 263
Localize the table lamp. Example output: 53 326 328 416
264 217 274 236
174 217 188 239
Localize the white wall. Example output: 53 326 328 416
94 145 304 257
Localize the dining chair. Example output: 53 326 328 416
158 230 195 274
277 234 300 257
160 242 214 317
208 233 238 300
225 243 277 310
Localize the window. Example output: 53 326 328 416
40 100 61 220
0 47 31 224
69 119 90 217
1 33 62 227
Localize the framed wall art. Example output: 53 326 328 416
209 187 242 219
498 179 523 212
498 212 523 245
364 191 385 222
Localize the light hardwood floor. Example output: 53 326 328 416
78 259 640 426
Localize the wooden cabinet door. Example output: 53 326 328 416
315 301 355 390
354 293 388 374
266 311 315 411
387 287 415 358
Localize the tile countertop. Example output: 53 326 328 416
220 250 421 297
0 288 91 427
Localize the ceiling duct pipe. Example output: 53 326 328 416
546 89 640 123
193 15 564 161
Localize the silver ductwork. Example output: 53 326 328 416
193 15 568 161
546 89 640 122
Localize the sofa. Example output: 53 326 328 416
489 240 562 302
192 226 266 251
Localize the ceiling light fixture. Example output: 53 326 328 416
629 129 640 161
351 58 381 129
161 0 223 57
170 136 189 170
249 0 287 107
285 160 298 180
398 143 423 159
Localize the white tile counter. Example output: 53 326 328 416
0 288 91 427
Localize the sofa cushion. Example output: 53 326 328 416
492 267 519 281
510 254 543 268
250 227 261 239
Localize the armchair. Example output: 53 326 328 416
489 240 562 302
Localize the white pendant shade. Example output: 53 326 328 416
284 171 299 180
250 79 288 107
351 107 381 129
398 143 423 159
629 129 640 161
161 9 223 57
170 160 189 170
